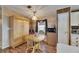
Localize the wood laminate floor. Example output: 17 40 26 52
1 42 56 53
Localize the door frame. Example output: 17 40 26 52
36 19 47 35
57 7 71 45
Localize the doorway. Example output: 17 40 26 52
36 19 47 35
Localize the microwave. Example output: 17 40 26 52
71 26 79 34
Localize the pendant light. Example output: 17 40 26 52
32 11 37 20
27 5 38 20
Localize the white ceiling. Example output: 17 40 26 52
4 5 79 19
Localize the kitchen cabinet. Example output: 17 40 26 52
71 12 79 26
71 11 79 46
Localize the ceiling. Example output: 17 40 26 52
4 5 79 19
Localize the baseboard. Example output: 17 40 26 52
2 45 9 49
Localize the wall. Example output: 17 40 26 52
44 16 57 28
0 18 2 49
0 7 2 48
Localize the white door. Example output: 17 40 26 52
2 16 9 49
58 12 69 44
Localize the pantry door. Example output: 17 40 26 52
57 7 71 45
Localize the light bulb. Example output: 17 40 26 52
32 16 37 20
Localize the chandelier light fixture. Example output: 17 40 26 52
27 5 45 21
32 11 37 20
27 5 38 20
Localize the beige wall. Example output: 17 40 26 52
44 16 57 28
0 19 2 41
0 7 2 48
